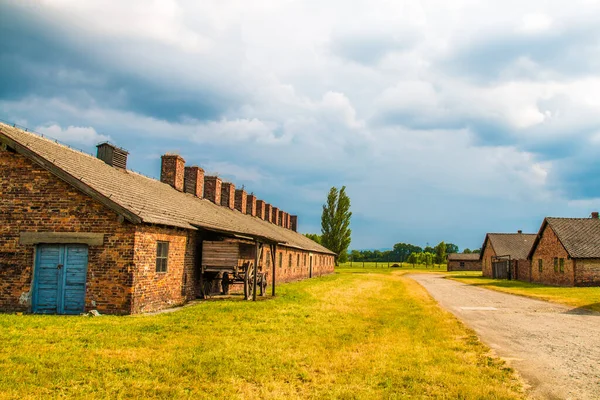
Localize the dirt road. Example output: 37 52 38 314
409 274 600 400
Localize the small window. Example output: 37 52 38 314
553 257 558 273
278 252 282 268
266 251 271 268
559 258 565 273
538 259 543 273
297 254 300 267
460 261 465 268
288 254 292 268
304 254 307 266
156 241 169 272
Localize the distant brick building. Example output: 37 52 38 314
447 253 481 271
480 231 535 281
0 123 335 315
528 215 600 287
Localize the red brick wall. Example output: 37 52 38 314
481 243 496 278
574 259 600 286
221 183 235 209
161 154 185 192
447 260 481 271
204 176 222 204
246 195 257 216
0 148 135 314
265 248 334 283
184 166 204 198
256 201 266 220
530 225 574 286
234 189 247 214
131 225 197 313
514 260 531 282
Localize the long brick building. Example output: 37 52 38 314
0 123 335 315
527 215 600 286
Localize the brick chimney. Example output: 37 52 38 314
286 213 291 229
592 212 599 219
256 200 266 220
279 210 285 227
235 189 247 214
97 142 128 170
184 166 204 198
517 230 522 234
161 154 185 191
290 215 298 232
221 183 235 209
204 176 222 204
265 204 272 223
246 195 257 216
272 207 279 225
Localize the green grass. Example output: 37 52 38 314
0 270 522 399
448 272 600 312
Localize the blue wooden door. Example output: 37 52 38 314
32 244 88 314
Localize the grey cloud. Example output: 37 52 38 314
444 24 600 82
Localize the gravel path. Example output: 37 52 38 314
408 274 600 400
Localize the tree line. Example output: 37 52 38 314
347 242 480 265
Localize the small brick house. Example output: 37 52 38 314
447 253 481 271
480 231 536 281
0 123 336 315
527 214 600 287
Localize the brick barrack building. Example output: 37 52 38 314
0 123 335 315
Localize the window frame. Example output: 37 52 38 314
278 252 282 268
538 258 543 273
156 241 169 273
559 258 565 273
553 257 559 273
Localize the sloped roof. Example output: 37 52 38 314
0 122 334 255
481 233 536 260
530 217 600 259
447 253 480 261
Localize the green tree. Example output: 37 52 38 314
446 243 459 254
434 241 447 264
321 186 352 265
407 252 417 266
463 248 472 254
350 250 362 262
304 233 322 244
472 248 481 254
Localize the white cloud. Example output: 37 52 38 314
35 124 110 146
519 13 553 33
5 0 600 248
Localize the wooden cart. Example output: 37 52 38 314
200 241 268 299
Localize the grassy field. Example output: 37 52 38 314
0 269 523 399
448 272 600 312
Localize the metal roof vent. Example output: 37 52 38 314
96 142 128 170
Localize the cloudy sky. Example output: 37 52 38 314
2 0 600 251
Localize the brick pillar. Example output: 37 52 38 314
265 204 272 223
278 210 284 227
256 200 266 220
184 166 204 198
221 183 235 209
204 176 222 204
246 195 257 216
290 215 298 232
161 154 185 192
235 189 247 214
272 207 279 225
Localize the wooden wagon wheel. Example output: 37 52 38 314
244 262 254 300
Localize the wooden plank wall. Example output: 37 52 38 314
201 241 240 267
